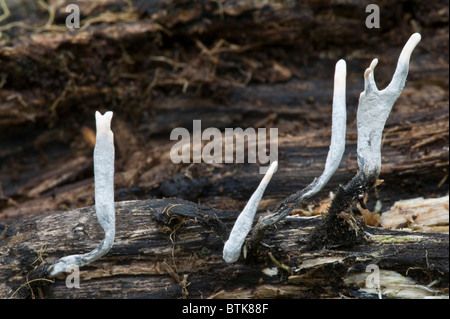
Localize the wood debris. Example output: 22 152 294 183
381 195 449 233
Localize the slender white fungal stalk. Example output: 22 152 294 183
48 111 115 277
357 33 421 177
248 59 347 245
302 59 347 198
223 161 278 263
93 111 115 247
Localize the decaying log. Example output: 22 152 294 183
0 198 447 299
0 102 447 222
381 195 449 233
1 0 448 224
0 0 448 300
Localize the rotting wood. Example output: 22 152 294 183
1 0 448 224
0 0 448 299
0 198 447 299
381 195 449 233
0 109 447 222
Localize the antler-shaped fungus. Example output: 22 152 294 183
237 33 421 254
308 33 421 249
357 33 421 178
47 111 116 277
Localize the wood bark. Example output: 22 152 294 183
0 198 448 299
0 0 448 299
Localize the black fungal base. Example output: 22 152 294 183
308 211 368 250
308 171 377 250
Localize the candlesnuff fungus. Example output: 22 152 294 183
307 33 422 249
47 111 115 277
223 161 278 263
248 59 348 247
357 33 421 178
299 59 347 199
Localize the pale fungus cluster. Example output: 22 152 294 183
45 33 421 275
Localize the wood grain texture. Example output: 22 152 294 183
0 198 447 298
0 0 448 299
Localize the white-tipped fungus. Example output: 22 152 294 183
357 33 421 177
302 59 347 198
223 161 278 263
48 111 115 277
308 33 421 249
248 60 347 244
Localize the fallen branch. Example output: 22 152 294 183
0 198 447 299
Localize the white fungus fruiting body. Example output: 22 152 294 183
93 111 115 248
248 33 421 248
249 59 347 243
302 59 347 198
223 161 278 263
48 111 115 277
357 33 421 177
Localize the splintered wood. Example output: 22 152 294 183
0 0 448 299
1 199 448 299
381 196 449 233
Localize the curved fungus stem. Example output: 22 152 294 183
47 111 115 277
